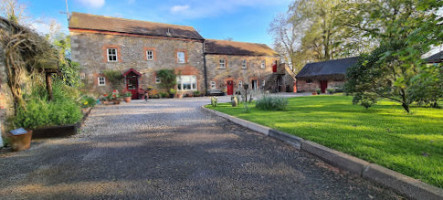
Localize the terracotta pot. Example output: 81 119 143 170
177 94 183 99
312 92 317 95
124 97 131 103
9 130 33 151
113 100 121 104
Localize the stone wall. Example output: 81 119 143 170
205 54 278 93
296 79 345 93
70 31 205 95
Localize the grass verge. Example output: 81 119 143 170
206 95 443 188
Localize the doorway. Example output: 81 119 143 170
126 72 139 99
320 80 328 93
251 80 258 91
226 80 234 95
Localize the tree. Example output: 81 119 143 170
268 13 301 72
0 0 26 23
269 0 370 73
345 0 443 113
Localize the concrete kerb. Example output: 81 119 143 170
201 105 443 200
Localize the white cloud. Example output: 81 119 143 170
76 0 105 9
30 22 51 34
170 5 190 13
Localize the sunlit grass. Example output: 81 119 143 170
207 95 443 188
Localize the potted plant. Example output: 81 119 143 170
169 88 176 98
8 128 32 151
316 88 322 95
124 92 132 103
193 90 201 97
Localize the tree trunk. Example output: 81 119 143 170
402 103 410 113
46 72 53 101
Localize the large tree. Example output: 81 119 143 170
269 0 370 73
345 0 443 112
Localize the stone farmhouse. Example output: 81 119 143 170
69 12 286 98
295 57 359 93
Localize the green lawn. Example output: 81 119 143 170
207 95 443 188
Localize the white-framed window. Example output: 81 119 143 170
238 80 243 88
177 51 185 63
210 81 216 89
155 76 161 84
147 50 154 60
242 60 247 69
261 60 266 69
107 48 118 62
98 77 106 86
177 75 197 91
219 59 226 69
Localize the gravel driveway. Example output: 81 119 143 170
0 97 402 199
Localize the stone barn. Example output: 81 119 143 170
295 57 358 93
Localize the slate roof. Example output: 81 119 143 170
204 39 278 56
425 51 442 63
296 57 359 79
69 12 204 40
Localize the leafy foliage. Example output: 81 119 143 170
255 95 288 111
157 69 177 93
12 80 83 129
80 95 96 108
344 0 443 113
103 70 123 87
211 97 218 107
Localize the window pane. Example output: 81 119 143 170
147 51 153 60
177 52 185 63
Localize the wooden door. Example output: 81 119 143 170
227 80 234 95
126 72 139 99
320 80 328 93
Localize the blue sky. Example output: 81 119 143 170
25 0 292 46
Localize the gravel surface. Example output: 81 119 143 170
0 97 403 199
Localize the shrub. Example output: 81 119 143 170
169 88 176 95
211 97 218 107
243 102 251 113
11 80 83 130
159 92 168 98
255 95 288 111
80 95 96 108
103 70 123 87
193 91 201 96
327 88 335 94
316 88 321 94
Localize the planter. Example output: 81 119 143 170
102 100 121 105
169 94 175 98
312 92 318 95
9 130 32 151
177 94 183 99
124 97 131 103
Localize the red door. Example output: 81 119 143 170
126 72 139 99
320 80 328 93
227 80 234 95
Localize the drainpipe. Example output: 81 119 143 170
202 39 208 95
